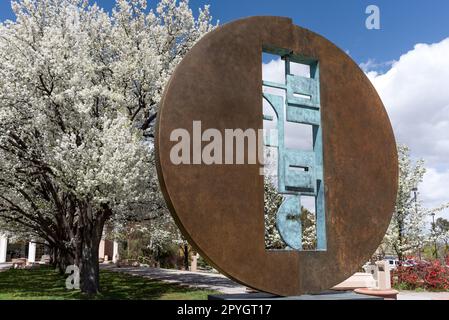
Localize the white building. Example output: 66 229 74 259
0 233 41 264
0 232 119 264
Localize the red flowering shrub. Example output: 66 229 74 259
423 261 449 290
392 260 449 291
393 264 423 290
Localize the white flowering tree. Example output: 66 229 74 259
264 178 284 249
0 0 214 294
379 145 449 260
264 178 317 250
434 218 449 259
301 208 316 250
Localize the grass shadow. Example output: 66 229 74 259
0 266 217 300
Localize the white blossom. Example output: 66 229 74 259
379 145 449 259
0 0 214 292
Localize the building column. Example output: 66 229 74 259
190 252 199 272
112 241 119 263
98 240 105 260
0 235 7 263
28 241 36 263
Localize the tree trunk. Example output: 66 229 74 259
55 247 74 275
183 244 189 271
50 247 57 270
77 205 110 295
49 245 74 275
79 233 101 295
397 215 404 261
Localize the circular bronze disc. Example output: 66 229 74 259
155 16 398 296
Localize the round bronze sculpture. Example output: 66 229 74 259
155 16 398 296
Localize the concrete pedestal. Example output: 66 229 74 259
332 272 376 291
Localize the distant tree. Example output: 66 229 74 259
264 178 317 250
434 218 449 259
264 178 284 249
380 145 449 260
301 207 316 250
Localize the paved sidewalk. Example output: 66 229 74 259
0 263 12 272
101 264 247 294
100 265 449 299
397 291 449 300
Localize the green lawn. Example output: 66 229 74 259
0 266 218 300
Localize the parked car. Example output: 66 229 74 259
384 257 400 270
402 259 418 267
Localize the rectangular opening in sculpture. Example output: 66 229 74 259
262 45 326 251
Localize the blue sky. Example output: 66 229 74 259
2 0 449 68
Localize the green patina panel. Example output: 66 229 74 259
263 47 326 251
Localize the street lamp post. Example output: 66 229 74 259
412 187 418 214
431 212 438 259
412 187 421 260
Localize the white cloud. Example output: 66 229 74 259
359 58 394 73
420 168 449 207
367 38 449 219
262 58 285 84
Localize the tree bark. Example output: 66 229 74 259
77 205 110 295
397 214 404 261
55 247 74 275
48 243 74 275
183 244 189 271
79 233 101 295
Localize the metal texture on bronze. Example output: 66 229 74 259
155 16 398 296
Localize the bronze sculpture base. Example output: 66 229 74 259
208 291 383 300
